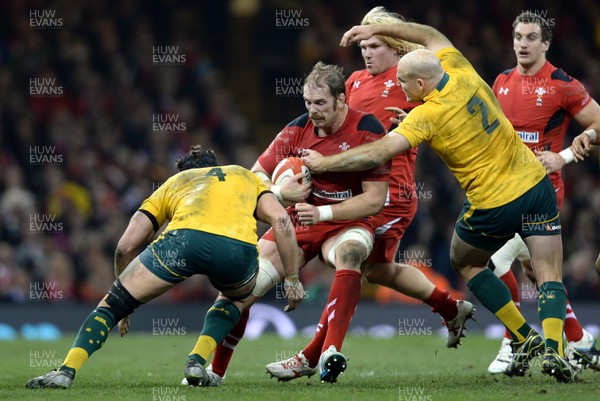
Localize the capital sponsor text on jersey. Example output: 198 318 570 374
312 188 352 200
517 130 539 143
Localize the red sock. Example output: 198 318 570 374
210 308 250 377
564 300 584 342
424 287 457 321
302 306 329 368
499 270 520 340
320 270 361 354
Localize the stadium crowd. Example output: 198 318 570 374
0 0 599 304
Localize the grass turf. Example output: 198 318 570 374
3 333 599 401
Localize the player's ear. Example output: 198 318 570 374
338 93 346 105
542 40 550 52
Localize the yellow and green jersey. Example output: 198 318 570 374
397 47 546 209
139 165 269 245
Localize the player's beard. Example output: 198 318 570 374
310 114 325 127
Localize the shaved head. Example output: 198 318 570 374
398 49 444 82
396 49 445 102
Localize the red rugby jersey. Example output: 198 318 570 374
492 61 591 193
258 108 390 209
346 66 420 212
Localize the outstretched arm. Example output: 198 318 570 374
303 132 411 174
340 22 452 53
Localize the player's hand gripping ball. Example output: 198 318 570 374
272 157 311 185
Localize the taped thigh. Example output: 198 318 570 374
251 257 281 297
490 234 529 276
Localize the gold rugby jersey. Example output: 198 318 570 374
397 47 546 209
140 165 269 245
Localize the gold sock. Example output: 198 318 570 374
542 317 564 356
62 347 89 373
495 302 528 342
189 335 217 364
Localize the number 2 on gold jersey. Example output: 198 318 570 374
467 95 499 135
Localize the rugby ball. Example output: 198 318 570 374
272 157 311 185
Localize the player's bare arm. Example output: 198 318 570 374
251 160 312 203
340 22 452 54
303 132 411 174
114 211 156 277
572 130 598 160
537 100 600 172
256 193 305 311
295 180 388 225
571 100 600 159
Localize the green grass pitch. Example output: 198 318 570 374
3 333 599 401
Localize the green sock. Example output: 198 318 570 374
189 299 241 364
61 307 116 373
467 269 532 342
539 281 567 355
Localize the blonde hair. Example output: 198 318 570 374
361 6 423 55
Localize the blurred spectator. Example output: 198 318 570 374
563 247 600 301
0 242 29 302
0 165 36 244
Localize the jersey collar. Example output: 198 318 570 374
435 72 450 92
423 72 449 102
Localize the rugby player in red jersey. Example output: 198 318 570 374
198 61 390 385
487 10 600 374
265 10 476 383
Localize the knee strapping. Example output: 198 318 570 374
104 279 142 322
327 228 373 266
